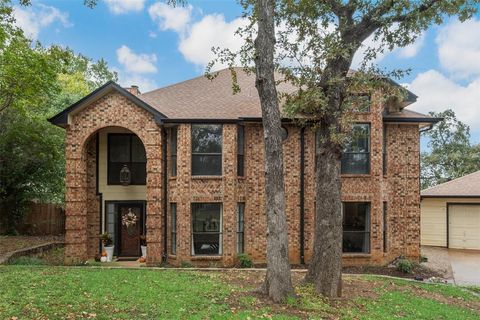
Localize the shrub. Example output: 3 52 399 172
420 255 428 263
8 256 45 265
238 253 253 268
396 258 415 274
180 261 193 268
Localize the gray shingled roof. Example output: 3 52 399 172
421 171 480 197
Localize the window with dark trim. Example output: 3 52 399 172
170 127 177 177
341 123 370 174
191 124 222 176
237 126 245 176
343 202 370 253
383 202 388 253
171 203 177 255
383 125 387 175
108 134 146 185
344 94 371 112
237 203 245 253
192 203 222 255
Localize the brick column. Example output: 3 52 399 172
146 127 164 266
64 134 88 264
222 124 237 266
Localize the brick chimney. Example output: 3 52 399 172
125 85 140 95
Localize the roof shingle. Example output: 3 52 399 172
421 171 480 197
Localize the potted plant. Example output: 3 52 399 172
140 235 147 259
99 232 114 262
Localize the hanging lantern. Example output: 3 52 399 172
120 165 131 186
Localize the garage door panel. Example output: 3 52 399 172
449 205 480 250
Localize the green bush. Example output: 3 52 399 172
396 258 415 274
238 253 253 268
8 256 46 266
180 261 193 268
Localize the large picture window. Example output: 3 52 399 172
237 126 245 176
341 123 370 174
191 124 222 176
170 127 177 177
343 202 370 253
192 203 222 255
108 134 146 185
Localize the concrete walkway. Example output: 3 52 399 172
422 246 480 286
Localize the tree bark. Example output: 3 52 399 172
254 0 294 303
305 122 343 297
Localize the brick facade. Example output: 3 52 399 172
63 90 421 267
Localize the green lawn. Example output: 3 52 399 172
0 266 478 319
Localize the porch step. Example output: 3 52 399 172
116 257 139 261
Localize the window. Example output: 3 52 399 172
192 203 222 255
237 203 245 253
343 202 370 253
237 126 245 176
171 203 177 255
191 124 222 176
170 127 177 177
383 125 387 175
383 202 388 253
344 94 370 112
341 124 370 174
108 134 146 185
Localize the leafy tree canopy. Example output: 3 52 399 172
0 0 117 233
421 109 480 189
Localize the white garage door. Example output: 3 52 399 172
449 205 480 250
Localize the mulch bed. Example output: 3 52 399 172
343 264 443 280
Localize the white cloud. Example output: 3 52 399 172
148 2 192 33
118 73 158 92
178 14 247 69
407 69 480 131
116 45 158 74
13 4 71 40
148 31 157 38
104 0 145 14
436 18 480 79
352 25 425 68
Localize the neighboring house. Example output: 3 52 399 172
49 68 440 266
421 171 480 251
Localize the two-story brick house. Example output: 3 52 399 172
49 68 440 266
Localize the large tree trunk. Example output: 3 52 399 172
254 0 294 303
305 122 343 297
304 63 349 298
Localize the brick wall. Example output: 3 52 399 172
63 89 421 267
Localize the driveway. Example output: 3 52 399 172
448 249 480 286
422 246 480 286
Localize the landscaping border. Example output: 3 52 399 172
0 242 64 265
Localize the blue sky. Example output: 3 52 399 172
12 0 480 142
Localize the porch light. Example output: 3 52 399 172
120 165 131 186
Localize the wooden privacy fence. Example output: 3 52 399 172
0 202 65 235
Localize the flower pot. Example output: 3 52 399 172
141 245 147 258
104 246 114 262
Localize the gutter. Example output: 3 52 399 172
299 127 305 265
162 127 168 263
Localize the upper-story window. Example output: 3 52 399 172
108 134 146 185
170 127 177 177
341 123 370 174
237 126 245 176
344 94 371 113
191 124 222 176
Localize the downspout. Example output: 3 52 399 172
299 127 305 265
162 127 168 263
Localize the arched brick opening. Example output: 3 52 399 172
63 92 164 265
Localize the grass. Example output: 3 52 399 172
0 266 478 319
